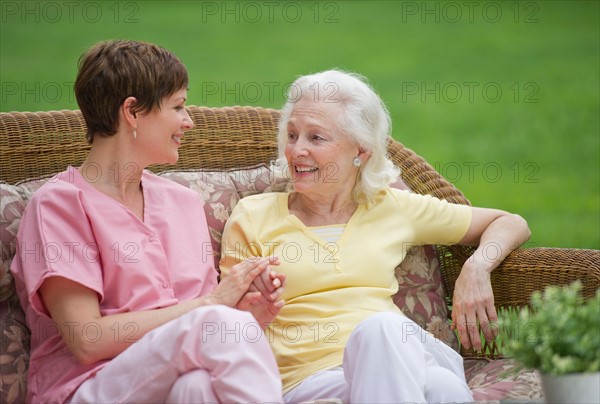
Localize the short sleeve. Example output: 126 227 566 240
219 199 262 277
13 184 104 317
390 189 472 246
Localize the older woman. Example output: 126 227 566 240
221 69 531 403
10 40 285 403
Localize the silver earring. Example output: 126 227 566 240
133 127 137 139
353 156 361 167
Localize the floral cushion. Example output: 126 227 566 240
0 292 29 404
466 357 542 401
393 245 459 351
0 182 27 304
0 177 48 303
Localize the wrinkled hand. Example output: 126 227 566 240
207 257 271 308
451 263 498 351
250 256 286 301
236 286 285 328
237 256 286 327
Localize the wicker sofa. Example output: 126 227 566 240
1 106 598 403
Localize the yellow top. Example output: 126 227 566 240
220 188 472 392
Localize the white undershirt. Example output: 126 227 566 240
308 225 346 243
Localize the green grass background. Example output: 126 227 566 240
2 0 598 249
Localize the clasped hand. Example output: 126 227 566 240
213 256 286 328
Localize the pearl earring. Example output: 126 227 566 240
353 156 361 167
133 127 137 139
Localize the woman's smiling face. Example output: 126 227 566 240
284 96 361 197
135 88 193 165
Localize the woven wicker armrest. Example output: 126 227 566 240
438 246 600 308
439 246 599 358
489 247 599 306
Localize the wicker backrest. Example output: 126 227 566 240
1 110 88 183
0 105 469 198
0 106 282 184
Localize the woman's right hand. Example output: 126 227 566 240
206 257 273 307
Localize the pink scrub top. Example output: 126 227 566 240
10 166 218 403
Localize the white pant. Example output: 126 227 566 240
71 305 283 403
284 312 473 404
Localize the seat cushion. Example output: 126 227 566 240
466 357 543 401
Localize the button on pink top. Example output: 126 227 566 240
10 167 218 403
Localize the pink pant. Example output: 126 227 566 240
71 305 283 403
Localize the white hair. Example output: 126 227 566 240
276 69 400 204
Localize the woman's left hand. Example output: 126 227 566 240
451 261 498 351
452 207 530 351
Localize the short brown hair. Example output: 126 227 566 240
74 40 188 143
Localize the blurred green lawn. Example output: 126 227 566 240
1 0 598 249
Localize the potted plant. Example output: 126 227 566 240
498 281 600 403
